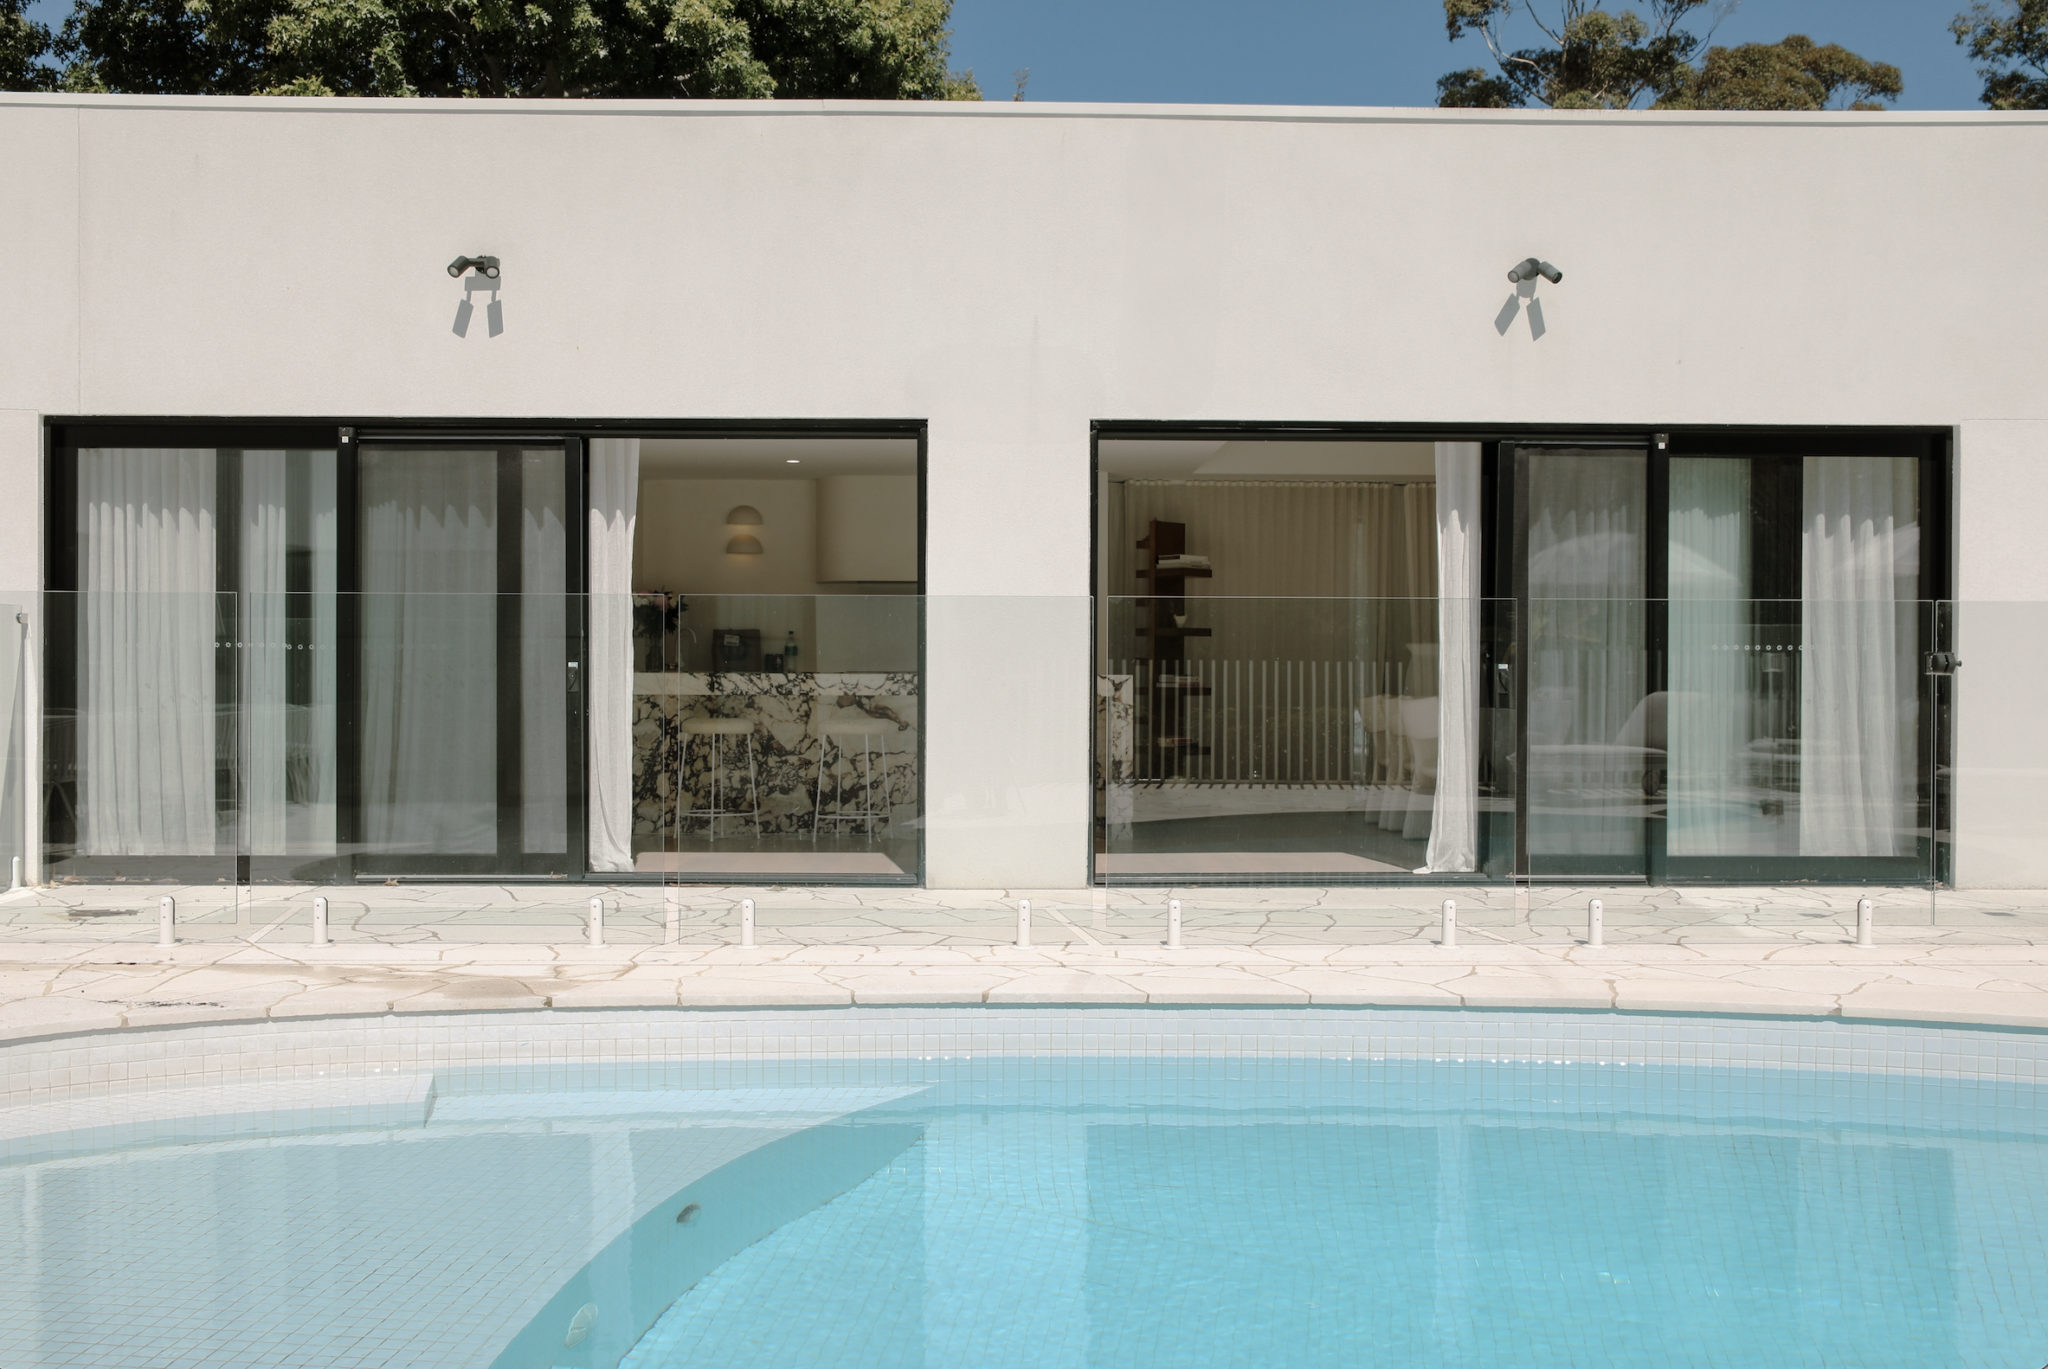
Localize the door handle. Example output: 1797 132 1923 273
567 661 581 693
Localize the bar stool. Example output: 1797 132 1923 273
679 717 761 837
814 719 891 837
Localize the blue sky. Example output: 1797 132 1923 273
18 0 1988 109
947 1 1989 110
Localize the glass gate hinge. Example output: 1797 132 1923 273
1925 652 1960 675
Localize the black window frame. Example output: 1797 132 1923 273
44 416 930 888
1088 421 1954 889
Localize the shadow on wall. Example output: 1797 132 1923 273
1494 276 1547 341
454 271 505 338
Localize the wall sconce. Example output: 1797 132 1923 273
448 254 501 279
724 505 764 555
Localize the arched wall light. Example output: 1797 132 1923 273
724 505 764 554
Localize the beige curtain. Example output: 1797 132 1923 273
1111 480 1437 668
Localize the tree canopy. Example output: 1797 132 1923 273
1 0 53 89
1437 0 1901 110
1658 34 1903 110
1952 0 2048 109
1 0 980 98
1437 0 1711 109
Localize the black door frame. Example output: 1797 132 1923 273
44 416 929 886
1498 429 1951 886
1089 421 1954 889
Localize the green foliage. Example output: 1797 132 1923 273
1437 1 1900 111
0 0 54 90
1658 34 1903 110
52 0 980 98
1952 0 2048 109
1439 0 1712 109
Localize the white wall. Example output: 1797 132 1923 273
635 478 821 595
1 96 2045 887
816 475 916 582
1952 421 2048 888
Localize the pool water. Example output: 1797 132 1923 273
623 1059 2048 1369
5 1050 2047 1368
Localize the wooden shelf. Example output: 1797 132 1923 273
1136 626 1212 638
1135 566 1212 579
1147 682 1213 696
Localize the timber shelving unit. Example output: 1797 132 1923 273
1135 518 1212 778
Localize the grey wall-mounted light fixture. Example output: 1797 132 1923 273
724 505 763 526
725 534 764 555
448 254 501 279
1508 257 1562 284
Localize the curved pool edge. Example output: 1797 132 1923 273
12 937 2048 1048
9 1004 2048 1127
7 992 2048 1059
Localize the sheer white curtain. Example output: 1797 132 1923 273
78 448 218 855
521 452 567 854
1525 452 1646 857
286 451 339 856
1424 442 1481 873
587 437 640 873
1117 479 1435 597
359 450 499 854
1116 478 1436 665
1800 456 1919 857
1667 459 1753 856
240 451 290 856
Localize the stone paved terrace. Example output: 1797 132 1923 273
6 882 2048 1039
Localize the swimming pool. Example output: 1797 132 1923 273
3 1008 2045 1368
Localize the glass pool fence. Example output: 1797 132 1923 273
0 593 2040 944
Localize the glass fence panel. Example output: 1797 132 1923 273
923 595 1090 890
40 591 242 887
1660 597 1936 884
0 598 24 891
13 590 2047 950
1524 594 1649 880
1097 597 1515 886
646 593 922 888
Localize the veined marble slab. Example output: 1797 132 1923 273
634 852 906 876
634 672 917 696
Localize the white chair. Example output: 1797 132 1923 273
679 717 760 837
814 718 891 836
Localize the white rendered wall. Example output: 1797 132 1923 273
0 97 2045 886
1952 421 2048 887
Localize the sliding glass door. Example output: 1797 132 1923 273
1659 445 1935 881
1510 445 1653 879
342 440 581 877
1503 435 1943 884
46 429 583 882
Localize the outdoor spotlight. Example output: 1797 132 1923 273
1508 257 1563 284
447 254 502 279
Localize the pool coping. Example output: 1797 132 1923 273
12 932 2048 1045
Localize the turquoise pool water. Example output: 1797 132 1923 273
5 1040 2047 1367
622 1058 2048 1369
